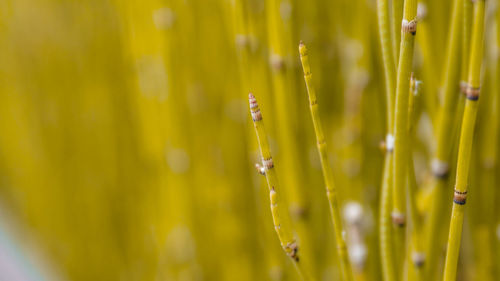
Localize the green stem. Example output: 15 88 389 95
249 93 310 280
376 0 397 279
423 0 463 278
443 1 485 280
299 42 354 281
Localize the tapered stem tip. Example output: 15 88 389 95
298 41 307 56
248 93 258 109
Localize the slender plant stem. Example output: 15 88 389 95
406 77 424 281
376 0 397 279
265 2 312 265
392 0 418 232
377 0 397 131
392 0 418 277
423 0 463 278
443 1 485 280
391 0 404 65
299 42 354 281
380 155 397 281
248 93 310 280
415 1 438 125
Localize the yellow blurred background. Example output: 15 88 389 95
0 0 498 280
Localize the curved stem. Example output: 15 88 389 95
249 93 310 280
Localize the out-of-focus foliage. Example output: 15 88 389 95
0 0 498 280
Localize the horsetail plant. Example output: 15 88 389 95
249 93 311 280
391 0 404 64
391 1 419 273
4 0 500 280
265 0 313 268
443 1 485 280
423 0 464 278
299 42 354 281
376 0 398 279
406 76 425 281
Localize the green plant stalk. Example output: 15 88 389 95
461 0 473 88
265 0 311 254
392 0 418 232
422 0 463 277
406 77 424 281
391 0 404 65
230 3 285 277
475 67 498 280
454 0 474 139
376 0 397 279
392 0 418 276
377 0 397 131
450 0 473 144
249 93 310 280
299 42 354 281
495 11 500 278
380 155 397 281
443 1 485 280
415 1 438 125
406 158 424 281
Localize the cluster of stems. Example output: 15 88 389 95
248 0 492 279
375 0 488 279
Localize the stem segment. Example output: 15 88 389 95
299 42 354 281
249 93 309 280
443 1 485 280
376 0 397 279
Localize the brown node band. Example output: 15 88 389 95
263 157 274 169
251 109 262 121
284 241 299 261
391 212 406 227
453 189 467 205
465 86 480 101
402 19 417 35
255 163 266 175
248 93 258 109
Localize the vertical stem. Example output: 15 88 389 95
423 0 463 278
377 0 397 131
415 1 438 125
380 155 397 281
376 0 397 279
406 77 424 281
392 0 418 277
443 1 485 280
299 42 354 281
392 0 418 235
266 1 311 264
391 0 404 65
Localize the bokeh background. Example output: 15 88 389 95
0 0 498 280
